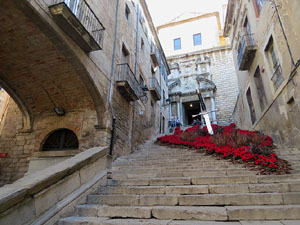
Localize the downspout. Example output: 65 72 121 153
159 55 162 133
130 2 140 153
108 0 120 156
271 0 295 66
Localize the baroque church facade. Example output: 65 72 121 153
158 11 238 126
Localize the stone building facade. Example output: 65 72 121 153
224 0 300 146
157 12 238 126
0 0 169 186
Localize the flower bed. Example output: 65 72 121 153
156 123 290 174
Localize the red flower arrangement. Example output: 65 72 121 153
157 123 288 174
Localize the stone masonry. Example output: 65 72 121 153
0 0 169 186
58 140 300 224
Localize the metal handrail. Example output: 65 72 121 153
117 63 141 98
51 0 105 46
237 33 255 67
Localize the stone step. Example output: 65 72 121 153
76 205 228 220
112 164 246 171
114 160 239 165
99 185 209 195
99 182 300 195
87 192 300 206
108 177 191 186
227 205 300 220
60 217 264 225
112 163 246 170
76 204 300 221
108 174 300 186
111 170 258 179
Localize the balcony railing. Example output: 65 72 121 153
149 76 161 101
49 0 105 52
271 64 284 91
237 33 257 70
116 63 141 102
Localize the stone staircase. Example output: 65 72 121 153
59 141 300 224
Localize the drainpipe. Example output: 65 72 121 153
159 57 162 133
130 2 140 153
270 0 295 66
108 0 120 156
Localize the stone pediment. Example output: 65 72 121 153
196 76 216 91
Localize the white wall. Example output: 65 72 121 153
158 16 220 57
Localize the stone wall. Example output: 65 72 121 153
225 0 300 146
211 48 238 125
0 0 169 186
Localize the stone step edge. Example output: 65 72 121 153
108 174 300 186
59 216 300 225
99 182 300 194
75 204 300 220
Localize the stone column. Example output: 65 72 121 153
211 97 217 124
169 102 172 123
177 101 181 121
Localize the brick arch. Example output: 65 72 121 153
0 0 108 129
0 78 32 131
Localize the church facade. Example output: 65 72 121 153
158 12 238 126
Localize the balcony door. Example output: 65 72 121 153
121 44 130 66
243 17 253 45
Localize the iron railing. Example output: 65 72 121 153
237 33 255 67
271 64 284 90
117 63 141 98
51 0 105 46
150 76 161 95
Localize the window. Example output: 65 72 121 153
141 38 144 50
253 0 264 17
174 38 181 50
246 87 256 125
254 66 267 111
193 33 202 46
265 36 284 90
121 44 130 64
125 4 130 20
42 129 79 151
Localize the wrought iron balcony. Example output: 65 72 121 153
237 34 257 70
49 0 105 52
149 76 161 101
116 64 141 102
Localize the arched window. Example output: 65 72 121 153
42 129 79 151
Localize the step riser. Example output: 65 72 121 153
99 183 300 195
88 193 300 206
111 171 258 179
76 205 300 221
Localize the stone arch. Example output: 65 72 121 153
0 0 109 131
0 77 32 131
